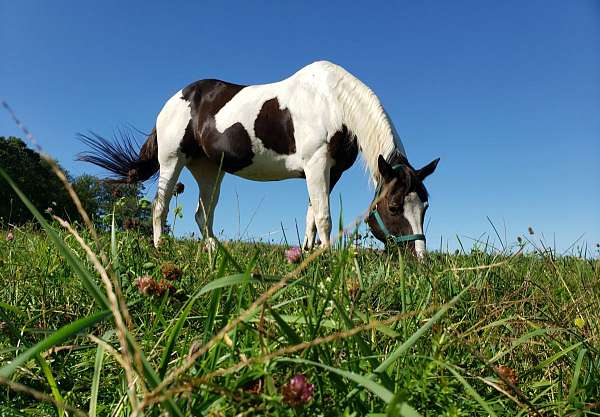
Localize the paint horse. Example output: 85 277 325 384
78 61 439 257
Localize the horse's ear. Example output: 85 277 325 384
416 158 440 181
378 155 395 181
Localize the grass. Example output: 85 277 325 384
1 216 599 416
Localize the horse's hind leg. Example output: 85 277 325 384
152 154 184 247
187 158 224 250
153 90 192 247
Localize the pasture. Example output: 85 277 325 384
1 218 598 416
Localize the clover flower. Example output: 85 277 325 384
135 275 157 296
135 275 175 296
281 374 314 407
161 262 182 281
6 231 14 242
175 182 185 195
284 246 302 264
496 365 518 387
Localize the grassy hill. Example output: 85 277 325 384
1 224 598 416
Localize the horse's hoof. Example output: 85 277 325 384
204 237 217 253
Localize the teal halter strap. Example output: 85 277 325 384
369 164 426 244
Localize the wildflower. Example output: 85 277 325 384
45 207 53 214
496 365 518 387
528 226 534 235
135 275 157 296
161 262 182 281
281 374 314 407
6 231 14 242
155 280 175 296
135 275 175 296
175 182 185 195
574 317 585 329
284 247 302 264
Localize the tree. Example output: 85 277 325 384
0 136 77 226
0 137 152 232
71 175 152 232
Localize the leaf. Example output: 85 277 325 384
0 301 26 317
269 307 302 345
0 309 112 378
198 273 256 296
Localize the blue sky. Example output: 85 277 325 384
2 1 599 253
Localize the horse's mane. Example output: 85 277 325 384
317 61 405 185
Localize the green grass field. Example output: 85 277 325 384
1 216 598 417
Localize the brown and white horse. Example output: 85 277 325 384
78 61 439 257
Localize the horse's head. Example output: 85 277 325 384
367 153 439 258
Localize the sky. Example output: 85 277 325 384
2 1 599 253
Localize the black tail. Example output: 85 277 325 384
77 128 159 183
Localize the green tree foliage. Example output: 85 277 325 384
1 136 152 231
0 136 76 226
71 175 152 232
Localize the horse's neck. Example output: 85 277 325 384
328 68 402 184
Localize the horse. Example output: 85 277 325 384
78 61 439 257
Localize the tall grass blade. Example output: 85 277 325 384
278 357 394 403
568 348 586 401
435 360 498 417
89 331 112 417
374 285 471 375
36 354 65 417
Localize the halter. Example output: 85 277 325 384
369 164 426 244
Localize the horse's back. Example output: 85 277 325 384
154 62 352 179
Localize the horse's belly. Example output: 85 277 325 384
234 148 303 181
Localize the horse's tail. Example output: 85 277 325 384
77 127 159 183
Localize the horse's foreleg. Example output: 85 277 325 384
153 156 184 247
188 158 224 250
304 152 332 248
302 201 317 250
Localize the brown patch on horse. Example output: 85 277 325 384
254 98 296 155
179 121 204 159
181 79 254 172
327 124 358 190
